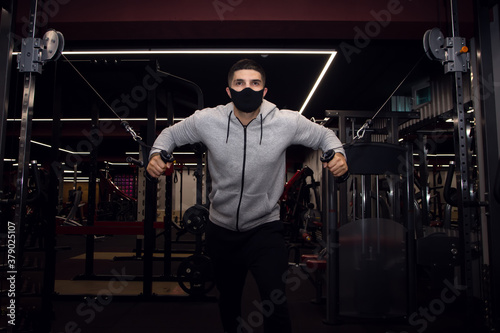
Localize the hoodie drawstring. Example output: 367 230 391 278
226 111 232 143
259 114 263 145
226 110 263 145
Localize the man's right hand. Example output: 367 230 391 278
147 154 171 178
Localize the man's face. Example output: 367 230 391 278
227 69 267 95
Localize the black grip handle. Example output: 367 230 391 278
320 149 336 163
320 149 349 183
126 156 144 167
160 150 174 163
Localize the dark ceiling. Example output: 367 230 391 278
3 0 475 172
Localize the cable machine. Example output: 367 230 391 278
0 1 64 332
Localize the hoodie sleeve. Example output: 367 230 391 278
292 113 346 156
149 112 203 158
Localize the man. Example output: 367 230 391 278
147 59 347 333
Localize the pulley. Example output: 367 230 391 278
41 29 65 62
423 27 469 73
181 204 209 234
423 27 446 61
18 29 65 73
177 254 215 296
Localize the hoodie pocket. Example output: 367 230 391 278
210 189 240 221
238 192 271 223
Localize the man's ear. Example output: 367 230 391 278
226 87 232 98
263 87 268 98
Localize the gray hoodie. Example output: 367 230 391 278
150 99 345 232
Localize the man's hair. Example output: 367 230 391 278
227 59 266 86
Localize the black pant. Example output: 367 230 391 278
206 220 292 333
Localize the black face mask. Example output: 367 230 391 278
229 87 264 113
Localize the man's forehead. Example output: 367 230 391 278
232 69 262 81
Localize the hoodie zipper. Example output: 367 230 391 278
235 125 248 231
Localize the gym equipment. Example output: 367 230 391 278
97 170 137 222
42 53 215 300
423 1 481 324
321 141 415 323
177 254 215 296
280 166 322 244
2 1 65 331
181 204 209 235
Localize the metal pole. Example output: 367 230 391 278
84 102 99 277
143 85 157 296
163 90 174 277
450 0 475 322
417 134 430 228
337 114 348 226
0 1 15 192
472 1 500 329
324 169 339 325
404 142 417 315
10 1 38 332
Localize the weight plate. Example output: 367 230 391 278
177 254 215 296
182 204 209 234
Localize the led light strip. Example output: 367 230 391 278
7 118 173 122
13 48 337 116
60 49 336 56
31 140 89 155
299 53 336 114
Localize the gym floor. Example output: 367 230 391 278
48 234 473 333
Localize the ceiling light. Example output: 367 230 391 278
12 48 336 120
182 163 205 166
63 177 90 182
31 140 90 155
7 117 171 122
299 52 336 114
105 162 132 166
58 49 336 56
24 48 335 117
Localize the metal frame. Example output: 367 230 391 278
325 110 418 227
10 2 38 332
450 24 476 331
0 0 15 191
472 1 500 329
322 141 415 323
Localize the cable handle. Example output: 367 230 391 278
160 150 175 163
144 151 173 182
126 156 144 167
320 149 350 183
